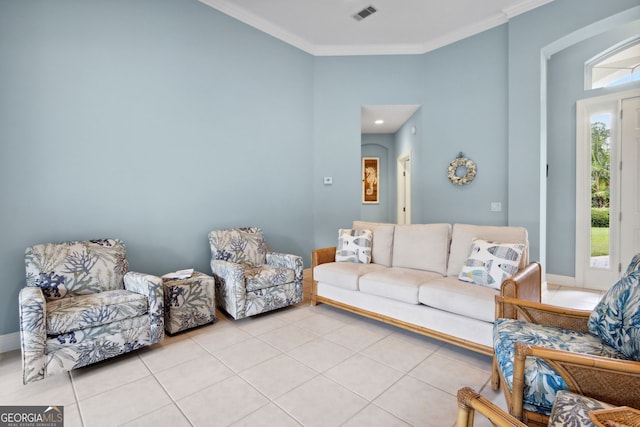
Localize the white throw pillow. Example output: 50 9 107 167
458 238 525 289
335 229 372 264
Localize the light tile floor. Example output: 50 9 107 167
0 284 603 427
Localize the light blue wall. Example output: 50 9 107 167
547 19 640 276
1 0 638 337
361 134 395 223
419 26 509 226
312 55 425 248
506 0 639 271
0 0 314 335
312 26 511 249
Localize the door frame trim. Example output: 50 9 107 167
397 153 411 224
575 88 640 289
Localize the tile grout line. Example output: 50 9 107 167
136 351 195 427
68 371 86 427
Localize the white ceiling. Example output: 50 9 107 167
197 0 554 133
199 0 553 56
362 105 420 134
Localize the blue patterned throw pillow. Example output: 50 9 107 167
623 253 640 278
588 268 640 361
458 239 525 290
335 229 372 264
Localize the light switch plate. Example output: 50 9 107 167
323 176 333 185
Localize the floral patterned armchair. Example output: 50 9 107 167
492 254 640 426
19 239 164 384
208 227 303 320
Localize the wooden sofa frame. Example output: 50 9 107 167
311 246 542 356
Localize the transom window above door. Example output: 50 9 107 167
586 37 640 90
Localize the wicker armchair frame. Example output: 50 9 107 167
456 387 526 427
493 296 640 426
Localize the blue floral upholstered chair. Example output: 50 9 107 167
208 227 303 320
19 239 164 384
492 254 640 426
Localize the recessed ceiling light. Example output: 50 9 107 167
374 119 384 125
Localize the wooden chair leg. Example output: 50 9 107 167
456 387 477 427
492 356 501 390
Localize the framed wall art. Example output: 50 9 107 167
362 157 379 204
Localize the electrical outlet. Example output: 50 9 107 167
491 202 502 212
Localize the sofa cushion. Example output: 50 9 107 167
391 224 451 275
335 229 372 264
588 269 640 361
447 224 528 277
418 276 497 322
46 289 148 335
458 239 525 289
352 221 395 267
359 268 443 304
313 262 386 291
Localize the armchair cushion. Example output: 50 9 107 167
46 290 148 335
25 239 129 300
588 270 640 361
493 318 626 415
245 265 295 292
548 390 613 427
209 227 267 267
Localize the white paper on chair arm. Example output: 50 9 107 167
162 268 194 279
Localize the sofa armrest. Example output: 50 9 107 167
310 247 336 305
500 262 541 301
210 259 246 319
312 246 336 268
495 296 591 333
19 286 47 384
499 262 542 320
124 272 164 344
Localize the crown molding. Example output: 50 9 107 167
198 0 315 54
502 0 555 19
199 0 556 57
417 12 510 55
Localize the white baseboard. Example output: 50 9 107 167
546 273 577 287
0 332 20 353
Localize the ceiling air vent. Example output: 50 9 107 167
353 6 377 21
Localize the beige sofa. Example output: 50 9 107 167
311 221 541 355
